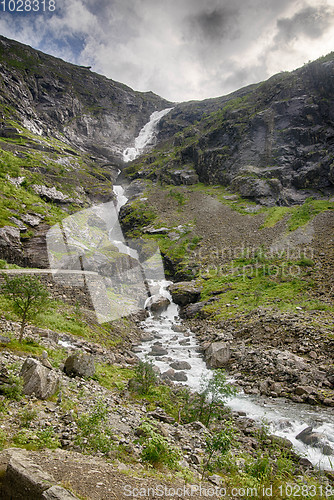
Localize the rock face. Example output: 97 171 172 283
0 226 24 265
63 353 95 378
20 358 59 400
0 36 171 163
132 56 334 205
205 341 231 368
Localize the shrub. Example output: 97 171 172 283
138 421 181 469
133 360 157 395
75 400 114 454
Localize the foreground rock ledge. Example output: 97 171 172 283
0 448 79 499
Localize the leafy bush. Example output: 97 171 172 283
75 400 114 454
202 422 236 477
0 373 23 401
137 421 181 469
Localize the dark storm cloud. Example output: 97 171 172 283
187 5 240 42
274 5 334 44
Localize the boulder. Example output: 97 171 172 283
20 358 59 400
173 371 188 381
0 449 79 499
170 361 191 370
168 281 202 306
63 352 95 378
150 344 168 357
296 426 334 455
145 295 170 313
205 341 231 368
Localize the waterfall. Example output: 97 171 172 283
123 108 173 163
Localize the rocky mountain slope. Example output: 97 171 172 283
130 53 334 205
0 36 171 162
0 36 170 267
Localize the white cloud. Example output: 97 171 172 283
1 0 334 101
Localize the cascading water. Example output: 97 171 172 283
123 108 173 163
113 109 334 472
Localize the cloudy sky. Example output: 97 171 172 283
1 0 334 102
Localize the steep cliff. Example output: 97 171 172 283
0 36 171 267
129 53 334 205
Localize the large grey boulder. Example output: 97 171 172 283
20 358 59 400
170 361 191 370
168 281 202 306
296 426 334 456
205 341 231 368
0 448 79 499
145 295 170 314
63 352 95 378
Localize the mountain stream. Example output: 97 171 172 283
110 108 334 471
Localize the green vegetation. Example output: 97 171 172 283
0 373 23 401
12 427 60 450
262 198 334 231
198 247 332 319
93 363 135 391
1 274 49 341
75 400 114 455
202 422 236 478
137 420 181 469
133 360 157 394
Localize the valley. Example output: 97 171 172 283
0 35 333 499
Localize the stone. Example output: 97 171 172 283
296 426 333 455
173 371 188 381
295 385 314 396
63 352 95 378
150 345 168 356
20 358 59 400
170 361 191 370
168 281 202 306
208 474 223 486
205 341 231 368
145 295 170 314
0 449 54 499
42 485 80 499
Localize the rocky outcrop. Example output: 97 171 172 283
0 36 172 163
20 358 59 400
132 56 334 205
168 281 202 306
0 448 79 499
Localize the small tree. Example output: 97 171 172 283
199 369 237 427
1 274 49 342
134 360 157 395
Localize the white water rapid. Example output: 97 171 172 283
122 107 173 162
113 111 334 472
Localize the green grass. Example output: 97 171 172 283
93 363 135 391
262 198 334 231
199 250 333 319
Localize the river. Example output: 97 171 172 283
110 107 334 471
